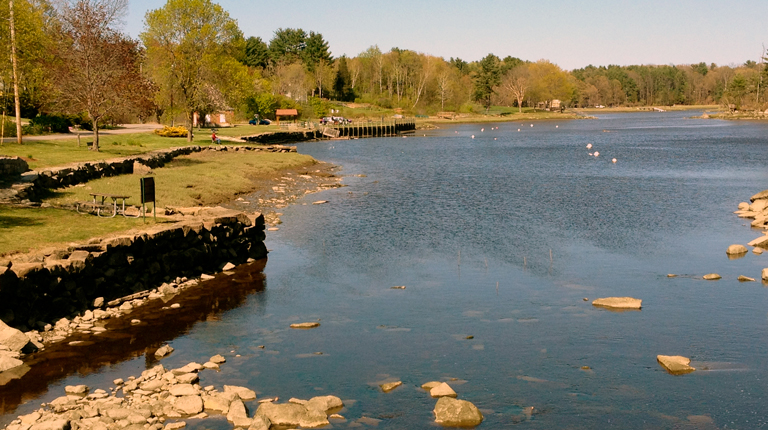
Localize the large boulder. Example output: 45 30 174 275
433 397 483 427
227 399 252 428
751 199 768 212
0 320 33 352
306 396 343 414
657 355 695 375
174 395 204 415
0 354 24 373
254 402 328 428
224 385 256 401
749 236 768 248
591 297 642 310
762 268 768 281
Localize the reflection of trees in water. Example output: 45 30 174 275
0 259 268 417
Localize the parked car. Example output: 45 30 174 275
249 118 271 125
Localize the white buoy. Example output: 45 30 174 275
556 125 559 128
588 152 593 156
481 128 484 132
612 158 617 163
471 135 475 139
517 129 521 132
494 138 497 140
530 124 534 127
586 143 592 149
594 151 600 157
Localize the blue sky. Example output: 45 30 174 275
126 0 768 70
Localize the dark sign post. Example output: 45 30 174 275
140 177 156 223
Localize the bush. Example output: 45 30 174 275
1 118 18 137
153 125 189 137
30 115 73 133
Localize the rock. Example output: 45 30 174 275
119 302 133 311
164 422 185 430
247 415 270 430
227 399 252 428
0 355 24 373
93 297 104 308
203 362 219 370
752 199 768 212
255 402 328 428
754 248 764 255
170 304 181 309
155 345 174 358
591 297 642 309
30 419 71 430
113 378 124 385
726 244 748 255
738 275 756 282
290 322 320 329
667 274 677 278
222 262 236 271
0 320 32 352
174 396 204 415
429 382 457 398
175 373 199 384
421 381 442 390
763 268 768 281
751 190 768 203
657 355 695 374
224 385 257 401
172 362 203 374
380 381 402 392
200 274 215 280
64 385 89 395
140 380 164 392
738 202 750 210
748 235 768 248
312 200 328 205
169 384 198 397
209 354 226 364
433 397 483 427
391 285 406 289
306 395 343 413
203 393 233 413
703 273 722 280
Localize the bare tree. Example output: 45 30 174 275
52 0 141 151
9 0 22 143
501 66 530 113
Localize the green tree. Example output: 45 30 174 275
333 56 353 101
142 0 248 141
243 36 269 69
473 54 501 112
303 31 332 71
269 28 307 64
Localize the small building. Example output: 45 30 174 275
275 109 298 126
193 110 234 127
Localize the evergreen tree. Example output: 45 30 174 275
333 56 353 101
473 53 501 111
243 36 269 68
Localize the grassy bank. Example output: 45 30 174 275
0 206 157 256
45 150 315 208
576 104 719 113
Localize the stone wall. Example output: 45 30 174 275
241 131 320 144
0 208 267 331
0 157 29 179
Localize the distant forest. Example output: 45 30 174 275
2 0 765 135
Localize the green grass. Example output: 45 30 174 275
0 133 204 169
45 150 315 208
0 206 160 256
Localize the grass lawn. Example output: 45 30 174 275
0 206 160 256
0 133 206 169
45 150 315 208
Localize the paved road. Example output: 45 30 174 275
0 123 164 143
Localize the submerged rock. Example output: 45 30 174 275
421 381 442 390
702 273 722 280
591 297 642 309
433 397 483 427
155 344 174 358
657 355 695 375
290 322 320 329
380 381 402 393
738 275 756 282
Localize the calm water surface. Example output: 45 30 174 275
5 112 768 429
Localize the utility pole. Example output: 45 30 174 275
9 0 22 144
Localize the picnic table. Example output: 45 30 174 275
76 193 139 218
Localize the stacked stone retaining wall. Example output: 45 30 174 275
0 208 267 331
0 157 29 179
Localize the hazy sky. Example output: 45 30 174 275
126 0 768 70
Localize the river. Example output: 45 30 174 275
4 111 768 429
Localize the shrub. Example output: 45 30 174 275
153 125 189 137
1 118 17 137
29 115 72 133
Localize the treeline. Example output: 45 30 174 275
3 0 767 149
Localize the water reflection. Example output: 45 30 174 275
0 259 267 418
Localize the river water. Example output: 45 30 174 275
4 111 768 429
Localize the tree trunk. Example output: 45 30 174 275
92 120 100 151
9 0 22 144
187 111 193 142
517 95 522 113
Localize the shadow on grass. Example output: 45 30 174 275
0 214 44 228
166 158 208 167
